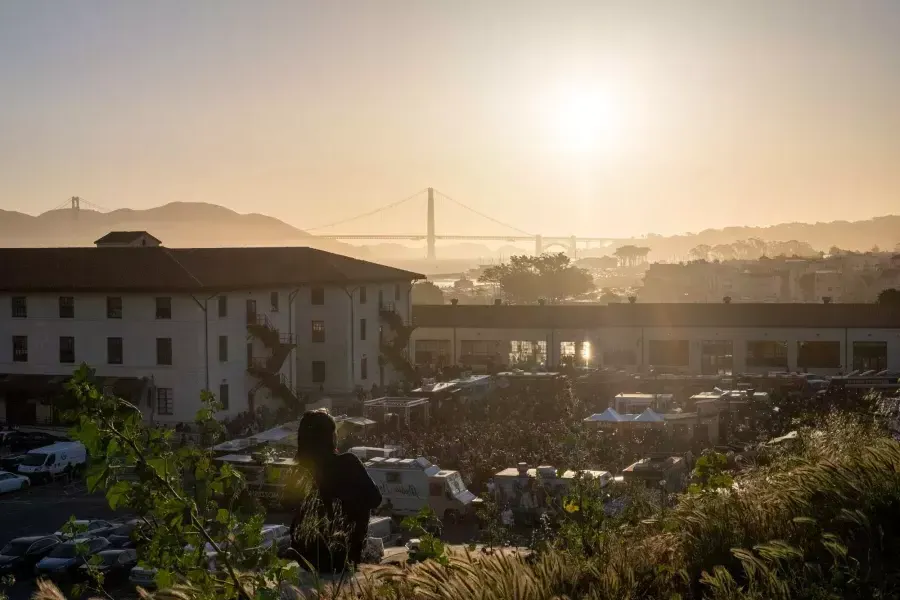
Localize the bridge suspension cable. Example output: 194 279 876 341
305 188 428 232
432 189 533 236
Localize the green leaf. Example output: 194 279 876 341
86 464 110 492
107 480 131 510
147 457 168 478
216 509 230 525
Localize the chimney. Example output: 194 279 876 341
516 462 528 476
628 295 637 304
450 298 459 306
538 298 546 306
723 296 732 304
823 296 833 304
494 298 502 306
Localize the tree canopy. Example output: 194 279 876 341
480 253 594 304
412 281 445 305
877 288 900 306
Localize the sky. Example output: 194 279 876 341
2 0 900 239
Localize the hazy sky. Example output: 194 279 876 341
2 1 900 238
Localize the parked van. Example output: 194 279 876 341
17 442 87 483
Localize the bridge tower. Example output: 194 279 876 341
426 187 436 260
535 234 543 256
70 196 81 219
569 235 577 258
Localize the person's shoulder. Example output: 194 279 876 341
336 452 366 469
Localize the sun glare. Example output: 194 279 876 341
548 86 625 154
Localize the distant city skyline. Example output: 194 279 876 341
2 1 900 238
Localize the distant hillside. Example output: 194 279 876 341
0 202 360 254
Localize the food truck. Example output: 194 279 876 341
491 463 612 523
364 456 480 522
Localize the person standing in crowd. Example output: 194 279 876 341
290 410 382 573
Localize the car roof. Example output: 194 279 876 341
0 470 22 476
27 441 83 454
10 535 58 543
97 549 130 555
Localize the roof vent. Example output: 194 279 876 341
516 462 528 476
94 231 162 248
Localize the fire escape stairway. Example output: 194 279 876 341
379 303 419 384
247 313 299 408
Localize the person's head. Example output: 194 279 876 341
296 409 337 460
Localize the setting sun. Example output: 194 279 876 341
549 86 625 154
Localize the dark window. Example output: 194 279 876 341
797 341 841 369
156 338 172 366
647 340 690 367
59 296 74 318
395 284 401 301
359 286 367 304
429 482 443 497
107 297 122 319
155 297 172 319
12 336 27 362
107 337 123 365
219 383 229 410
270 292 279 312
361 356 368 380
218 296 228 318
312 320 325 343
311 361 326 383
311 287 325 305
853 341 888 372
218 336 228 362
385 472 401 484
157 388 174 415
602 349 637 366
746 340 788 368
11 297 26 318
360 318 367 341
59 336 75 364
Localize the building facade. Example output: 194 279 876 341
411 304 900 376
0 236 420 424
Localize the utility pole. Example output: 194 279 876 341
426 187 436 260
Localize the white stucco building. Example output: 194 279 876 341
411 303 900 377
0 232 422 424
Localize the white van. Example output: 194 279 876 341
17 442 87 483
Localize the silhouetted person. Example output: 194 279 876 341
290 410 382 573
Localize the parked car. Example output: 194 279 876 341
0 454 27 473
0 535 61 574
1 431 68 454
106 519 151 549
0 470 30 494
55 520 117 540
34 537 110 579
76 548 138 581
130 542 216 588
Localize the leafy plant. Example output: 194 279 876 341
400 507 449 566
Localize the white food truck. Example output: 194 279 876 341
364 456 480 522
492 463 612 523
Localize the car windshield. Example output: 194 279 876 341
0 541 31 557
49 543 81 559
100 552 122 566
22 453 48 467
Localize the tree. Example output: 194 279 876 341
480 253 594 303
689 244 712 261
412 281 445 305
877 288 900 306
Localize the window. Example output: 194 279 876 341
218 296 228 318
797 341 841 369
12 336 27 362
360 318 367 341
385 471 401 484
59 336 75 364
853 341 888 372
155 297 172 319
359 286 367 304
218 336 228 362
156 338 172 366
59 296 74 318
270 291 279 312
311 361 326 383
157 388 174 415
746 340 788 368
312 320 325 343
361 356 368 380
429 482 443 497
107 337 123 365
648 340 690 367
395 284 401 301
311 287 325 305
219 383 229 410
11 297 26 318
107 297 122 319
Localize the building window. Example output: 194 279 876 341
107 297 123 319
797 341 841 369
395 284 401 301
12 336 27 362
157 388 174 415
11 297 26 318
746 340 788 368
156 338 173 365
359 286 367 304
312 361 326 383
648 340 690 367
218 335 228 362
59 336 75 364
155 297 172 319
218 296 228 318
219 383 229 410
311 287 325 305
361 356 368 380
360 318 367 341
312 320 325 343
107 337 123 365
270 291 279 312
59 296 75 319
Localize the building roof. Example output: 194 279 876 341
93 231 162 245
0 246 423 293
412 303 900 329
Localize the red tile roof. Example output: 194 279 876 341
0 247 423 292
